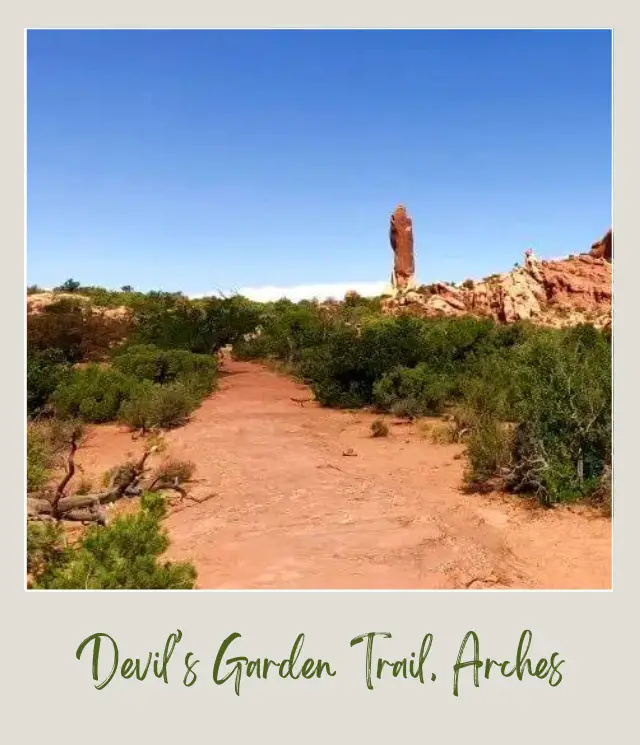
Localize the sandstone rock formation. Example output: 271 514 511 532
389 205 416 291
26 292 129 320
382 236 612 330
26 292 89 314
589 229 612 261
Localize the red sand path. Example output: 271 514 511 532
75 359 612 589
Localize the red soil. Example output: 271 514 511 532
74 359 612 590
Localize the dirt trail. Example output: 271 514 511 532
76 359 611 589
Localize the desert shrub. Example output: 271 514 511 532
52 349 212 428
373 364 451 417
27 284 43 295
296 315 530 410
232 329 271 360
151 458 196 486
118 381 196 430
69 285 149 309
26 521 67 577
113 382 156 431
464 416 514 491
131 295 260 354
27 427 53 492
27 299 130 363
27 349 71 416
51 365 141 422
428 421 459 445
299 318 423 407
74 477 93 495
54 278 81 293
457 356 515 424
310 377 368 409
111 344 217 394
371 419 389 438
28 493 197 589
389 398 424 419
462 324 611 504
341 293 382 319
147 384 198 428
27 420 84 492
590 464 612 516
233 304 329 364
43 418 85 451
101 459 140 489
506 325 611 503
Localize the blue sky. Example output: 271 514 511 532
27 30 612 300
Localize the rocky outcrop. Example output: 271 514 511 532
26 292 89 314
389 205 416 291
589 229 612 261
382 243 612 330
26 292 129 320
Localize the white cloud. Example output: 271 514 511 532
196 281 391 303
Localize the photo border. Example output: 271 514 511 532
4 4 635 741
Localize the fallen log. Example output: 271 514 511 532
27 497 53 517
63 507 108 525
27 442 158 524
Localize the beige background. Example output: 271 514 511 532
4 5 634 742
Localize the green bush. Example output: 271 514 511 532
27 521 67 577
111 344 217 393
462 325 611 504
373 364 451 417
118 381 196 430
506 325 611 503
26 420 84 492
112 380 156 430
51 365 141 423
390 398 424 419
28 493 197 589
131 294 260 354
147 383 198 429
49 349 215 428
286 315 524 410
464 416 513 491
54 278 81 293
27 427 52 492
76 285 145 309
27 299 129 363
27 349 70 416
591 464 612 516
233 304 329 364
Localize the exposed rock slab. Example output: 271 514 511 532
382 239 612 330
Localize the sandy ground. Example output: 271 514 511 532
74 358 612 590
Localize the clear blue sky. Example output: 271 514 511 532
27 30 612 299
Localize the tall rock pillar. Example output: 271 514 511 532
389 204 416 292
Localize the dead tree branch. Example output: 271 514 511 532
50 432 79 519
29 444 160 524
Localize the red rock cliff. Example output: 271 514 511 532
382 232 612 329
